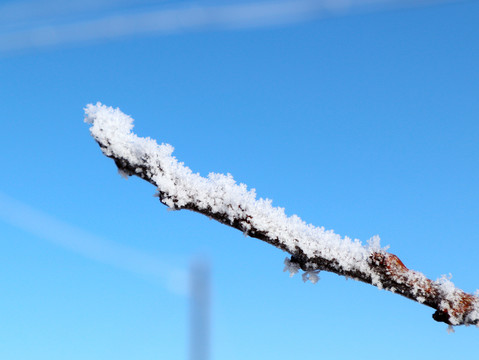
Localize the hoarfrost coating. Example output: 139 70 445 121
84 102 381 274
85 102 479 326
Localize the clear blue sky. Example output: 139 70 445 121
0 1 478 359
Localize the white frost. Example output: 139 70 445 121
85 103 479 325
85 102 387 278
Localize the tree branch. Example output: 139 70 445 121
84 102 478 327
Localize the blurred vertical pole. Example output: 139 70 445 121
190 258 210 360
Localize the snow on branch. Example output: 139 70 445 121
85 102 478 327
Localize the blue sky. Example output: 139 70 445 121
0 0 478 359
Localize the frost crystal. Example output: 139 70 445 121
367 235 381 251
284 258 300 277
302 270 320 284
118 168 130 179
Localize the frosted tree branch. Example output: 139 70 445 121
84 102 478 327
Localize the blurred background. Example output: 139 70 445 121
0 0 478 359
